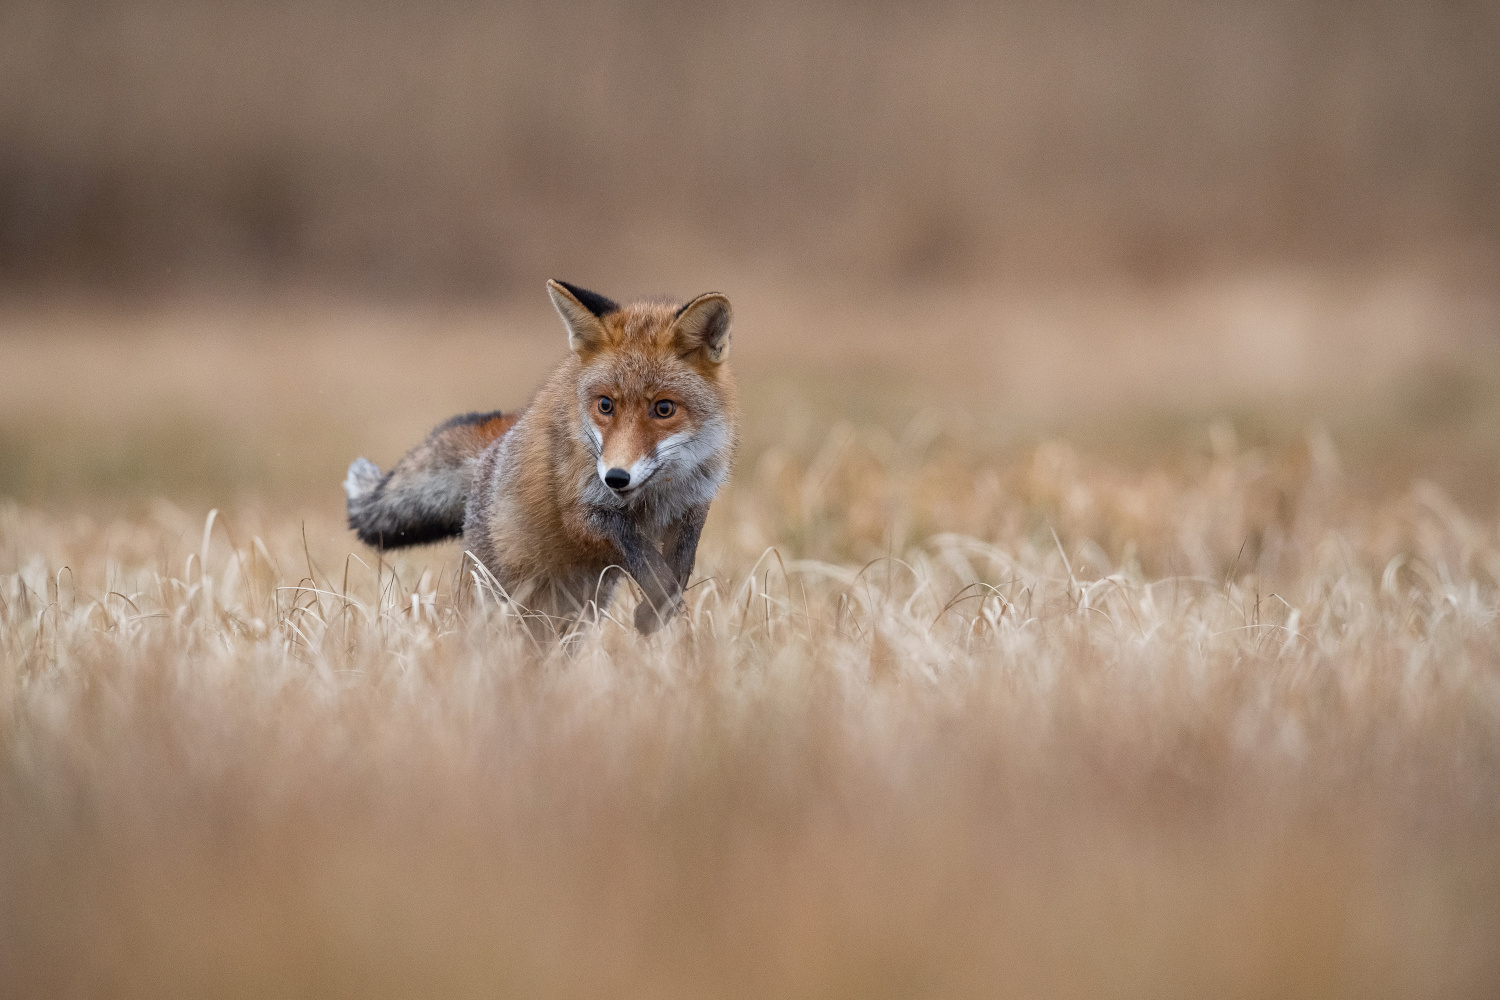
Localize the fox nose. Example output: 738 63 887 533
603 468 631 490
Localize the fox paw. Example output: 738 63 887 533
344 457 383 500
634 594 683 635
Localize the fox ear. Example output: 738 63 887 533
547 279 618 354
670 292 732 364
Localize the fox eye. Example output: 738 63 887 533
653 399 677 419
597 396 614 415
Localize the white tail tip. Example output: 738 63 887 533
344 458 382 500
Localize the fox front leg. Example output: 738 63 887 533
591 510 683 635
635 505 710 634
663 504 709 591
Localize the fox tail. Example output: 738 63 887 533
344 410 517 549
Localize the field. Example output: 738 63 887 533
2 273 1499 997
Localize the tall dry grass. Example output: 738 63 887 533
3 424 1498 997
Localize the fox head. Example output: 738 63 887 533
547 279 737 507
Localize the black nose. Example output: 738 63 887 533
604 468 630 490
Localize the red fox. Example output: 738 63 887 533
344 280 737 636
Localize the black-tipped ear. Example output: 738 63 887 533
670 292 732 364
547 279 617 354
554 280 618 319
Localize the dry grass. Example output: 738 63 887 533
3 416 1499 997
2 278 1498 995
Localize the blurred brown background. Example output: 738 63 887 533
1 0 1499 515
3 0 1498 296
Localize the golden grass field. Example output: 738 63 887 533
3 272 1500 997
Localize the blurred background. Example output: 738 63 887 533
5 0 1500 294
1 0 1498 512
